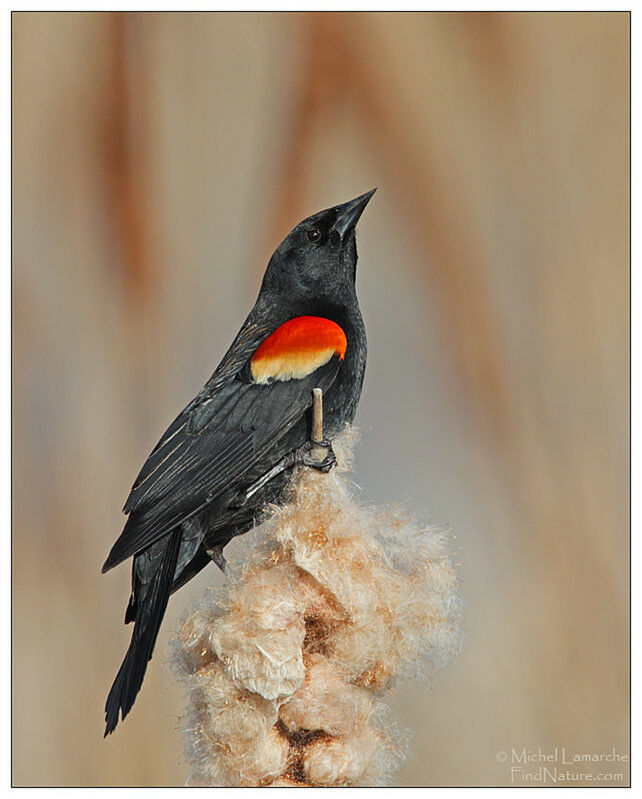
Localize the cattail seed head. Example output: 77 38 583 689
174 429 462 786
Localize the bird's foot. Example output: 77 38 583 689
297 438 337 473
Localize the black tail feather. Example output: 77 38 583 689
104 529 181 736
124 591 136 624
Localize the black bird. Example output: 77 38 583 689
102 189 375 734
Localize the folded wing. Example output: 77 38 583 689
102 349 341 572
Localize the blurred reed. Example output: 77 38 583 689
12 11 628 786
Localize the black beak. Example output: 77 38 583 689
332 189 377 240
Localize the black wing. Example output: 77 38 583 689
102 327 340 572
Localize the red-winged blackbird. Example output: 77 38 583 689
102 189 375 734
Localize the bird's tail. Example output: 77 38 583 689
104 529 182 736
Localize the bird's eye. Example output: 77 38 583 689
306 227 322 243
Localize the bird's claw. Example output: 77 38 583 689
299 438 337 473
206 544 227 573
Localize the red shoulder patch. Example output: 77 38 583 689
250 316 347 384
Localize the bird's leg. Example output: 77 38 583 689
206 544 227 573
242 451 300 502
241 437 336 505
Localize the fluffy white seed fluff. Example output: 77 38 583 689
173 429 462 786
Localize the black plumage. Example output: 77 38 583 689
103 189 375 734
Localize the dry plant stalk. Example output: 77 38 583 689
174 429 462 786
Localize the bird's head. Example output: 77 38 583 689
260 189 376 301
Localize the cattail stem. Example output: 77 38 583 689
310 387 327 463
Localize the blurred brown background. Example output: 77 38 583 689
12 11 629 787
